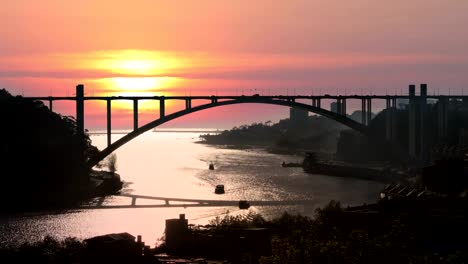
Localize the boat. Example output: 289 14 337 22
302 152 394 182
209 163 215 170
281 161 302 167
238 200 250 209
215 184 225 194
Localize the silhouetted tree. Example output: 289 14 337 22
0 89 99 211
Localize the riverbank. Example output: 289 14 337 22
201 141 406 183
88 170 124 197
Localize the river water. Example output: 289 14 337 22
0 131 384 247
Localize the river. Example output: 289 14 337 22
0 131 384 247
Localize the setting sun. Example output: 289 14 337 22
88 50 185 76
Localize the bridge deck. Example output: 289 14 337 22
78 194 315 209
25 94 468 101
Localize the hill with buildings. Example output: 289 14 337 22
201 107 357 154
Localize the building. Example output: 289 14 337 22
289 107 308 125
330 102 338 113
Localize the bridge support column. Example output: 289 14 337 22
107 99 111 147
386 98 392 141
391 98 398 142
420 84 428 161
317 98 321 108
336 99 342 115
437 96 448 143
408 84 417 157
48 97 53 111
160 98 165 118
185 98 191 109
312 98 316 107
361 99 366 125
366 98 372 125
76 84 84 134
342 99 347 116
133 99 139 131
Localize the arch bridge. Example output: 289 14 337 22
26 84 453 166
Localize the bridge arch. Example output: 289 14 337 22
88 98 368 167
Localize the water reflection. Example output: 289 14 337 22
0 131 384 246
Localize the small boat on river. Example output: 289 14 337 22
215 184 225 194
281 161 302 167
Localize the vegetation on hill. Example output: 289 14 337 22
0 89 100 211
200 115 347 153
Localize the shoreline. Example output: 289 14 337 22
199 141 406 183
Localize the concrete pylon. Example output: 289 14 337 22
361 99 366 125
366 98 372 125
437 96 448 142
133 99 139 131
408 85 417 157
160 97 165 118
76 84 84 134
385 98 392 141
107 99 111 147
391 98 398 142
420 84 427 161
342 99 347 115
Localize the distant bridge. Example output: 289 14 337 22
26 84 453 166
79 194 316 210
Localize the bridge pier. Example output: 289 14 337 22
437 96 448 142
361 99 366 125
317 98 321 108
420 84 427 161
48 97 53 111
185 98 192 109
386 99 392 141
107 99 112 147
408 84 417 157
392 99 398 142
76 84 84 134
366 98 372 125
133 99 139 131
336 99 342 115
385 98 398 142
160 98 165 118
342 98 347 115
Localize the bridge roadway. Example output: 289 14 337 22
25 95 468 101
78 194 315 209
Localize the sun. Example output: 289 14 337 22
93 50 182 76
82 50 184 94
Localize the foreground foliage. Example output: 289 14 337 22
2 201 468 263
203 201 468 263
0 236 84 263
0 89 99 211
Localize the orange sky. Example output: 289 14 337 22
2 0 468 129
